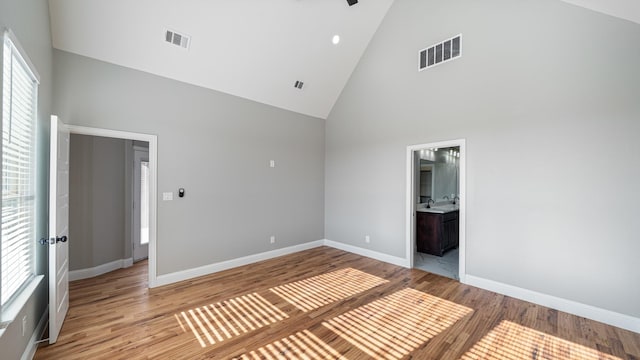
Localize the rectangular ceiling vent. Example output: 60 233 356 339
419 34 461 71
165 29 191 50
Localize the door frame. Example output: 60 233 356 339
67 125 159 287
405 139 466 282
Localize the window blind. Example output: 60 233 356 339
1 36 38 306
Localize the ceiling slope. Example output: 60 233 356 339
49 1 638 119
560 0 640 25
49 0 394 119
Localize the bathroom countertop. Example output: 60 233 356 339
417 204 459 214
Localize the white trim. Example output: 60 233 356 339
20 307 48 360
406 139 466 282
464 275 640 333
0 276 44 328
145 236 640 333
154 239 410 288
324 240 409 268
68 258 134 281
65 124 158 287
155 240 325 287
2 28 40 83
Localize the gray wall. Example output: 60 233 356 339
325 0 640 318
53 50 325 276
0 0 52 358
69 134 131 271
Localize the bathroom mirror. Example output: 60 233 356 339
418 147 459 203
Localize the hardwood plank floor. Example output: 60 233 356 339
35 246 640 359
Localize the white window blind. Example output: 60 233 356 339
1 34 38 306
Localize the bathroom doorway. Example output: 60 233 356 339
406 139 466 281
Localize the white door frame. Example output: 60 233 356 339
66 125 159 288
405 139 466 282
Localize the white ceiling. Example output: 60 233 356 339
48 0 394 119
48 0 638 120
560 0 640 25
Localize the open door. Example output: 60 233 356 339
49 115 70 344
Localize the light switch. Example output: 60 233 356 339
270 160 275 168
163 192 173 201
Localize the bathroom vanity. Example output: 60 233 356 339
416 206 459 256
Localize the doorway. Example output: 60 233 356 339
67 125 158 287
406 139 466 282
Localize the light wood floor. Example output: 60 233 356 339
35 246 640 359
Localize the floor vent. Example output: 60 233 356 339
294 80 304 89
165 29 191 50
419 34 461 71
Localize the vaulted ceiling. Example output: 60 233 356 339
48 0 639 119
48 0 395 119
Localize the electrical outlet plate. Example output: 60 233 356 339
365 235 370 243
270 235 276 244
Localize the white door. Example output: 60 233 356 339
133 147 149 261
49 115 70 344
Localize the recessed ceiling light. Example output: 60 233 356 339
332 35 340 45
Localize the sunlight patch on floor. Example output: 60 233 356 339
176 292 288 347
270 268 388 312
237 329 346 360
323 288 473 360
460 320 622 360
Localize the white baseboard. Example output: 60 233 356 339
154 240 325 287
323 239 410 268
154 239 408 288
147 239 640 333
21 307 48 360
322 241 639 333
464 274 640 334
69 258 134 281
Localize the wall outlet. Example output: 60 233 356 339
270 235 276 244
22 315 27 337
365 235 370 243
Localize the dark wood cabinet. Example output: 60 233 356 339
416 210 459 256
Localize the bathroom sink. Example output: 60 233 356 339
419 204 459 213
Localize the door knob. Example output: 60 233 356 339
38 236 67 245
39 238 54 245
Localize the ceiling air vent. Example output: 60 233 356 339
294 80 304 90
165 29 191 50
419 34 461 71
